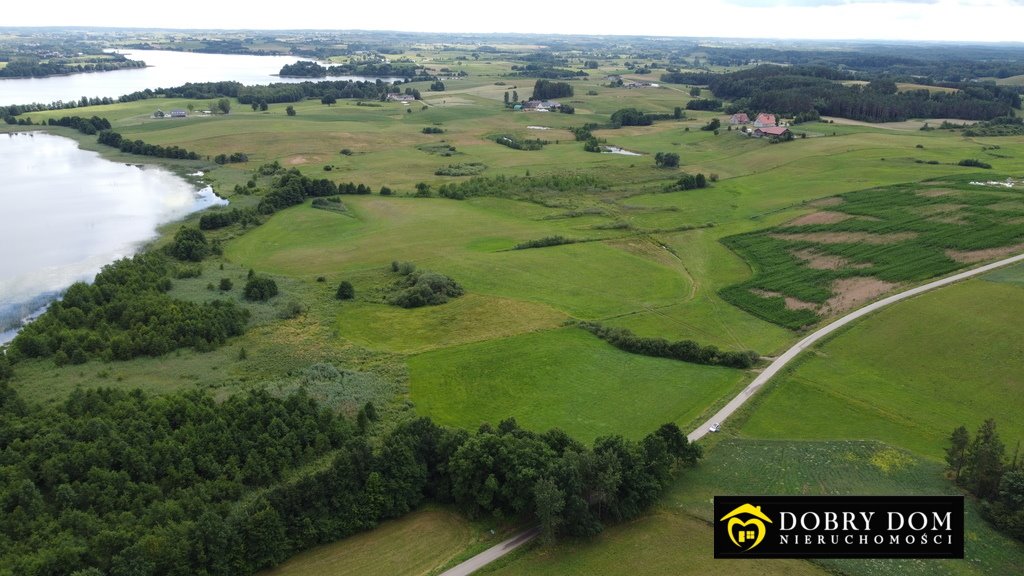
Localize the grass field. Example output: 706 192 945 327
737 276 1024 459
408 327 746 441
259 507 475 576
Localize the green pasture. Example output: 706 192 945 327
666 439 1024 576
484 511 826 576
408 327 746 442
259 507 474 576
738 277 1024 459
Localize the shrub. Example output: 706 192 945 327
219 278 233 291
387 271 463 308
958 159 992 169
244 276 279 301
336 281 355 300
514 236 574 250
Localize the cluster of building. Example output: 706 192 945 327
730 112 791 138
515 100 562 112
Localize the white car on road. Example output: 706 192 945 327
709 422 720 433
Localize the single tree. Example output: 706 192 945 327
534 476 565 545
321 94 337 106
964 418 1006 499
259 100 268 112
946 425 970 482
216 98 231 114
336 280 355 300
689 86 701 97
286 105 296 116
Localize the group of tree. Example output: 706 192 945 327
45 115 111 135
513 236 575 250
578 322 759 369
685 98 722 111
666 172 710 191
97 129 202 160
654 152 680 168
609 107 653 127
199 207 262 231
7 252 248 364
0 374 703 576
494 134 547 151
946 419 1024 541
256 169 371 215
386 266 464 308
531 79 574 100
214 152 249 164
433 173 606 201
0 54 145 78
663 65 1019 123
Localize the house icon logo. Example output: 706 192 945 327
719 503 773 551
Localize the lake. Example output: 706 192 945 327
0 132 226 343
0 49 404 106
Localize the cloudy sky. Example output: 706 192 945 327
10 0 1024 42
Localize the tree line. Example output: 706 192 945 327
946 419 1024 542
577 322 760 369
0 380 701 575
0 55 145 78
662 65 1020 122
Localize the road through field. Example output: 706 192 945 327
437 253 1024 575
688 252 1024 442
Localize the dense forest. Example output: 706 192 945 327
663 65 1020 122
0 380 699 575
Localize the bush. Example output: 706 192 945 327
958 159 992 169
379 186 393 196
219 278 233 291
244 276 279 301
336 280 355 300
387 271 463 308
514 236 574 250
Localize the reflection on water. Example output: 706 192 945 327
0 132 225 340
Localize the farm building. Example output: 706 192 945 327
730 113 750 125
753 113 777 127
387 94 416 103
753 126 791 138
170 109 187 118
521 100 561 112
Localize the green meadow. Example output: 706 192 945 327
6 43 1024 576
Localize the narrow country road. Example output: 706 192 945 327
437 252 1024 575
437 528 540 576
688 252 1024 442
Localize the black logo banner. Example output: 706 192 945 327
714 495 964 559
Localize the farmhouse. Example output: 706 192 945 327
170 109 187 118
754 126 791 138
753 113 777 127
522 100 561 112
730 113 750 125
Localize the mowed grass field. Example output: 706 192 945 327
258 507 474 576
738 273 1024 459
408 327 747 442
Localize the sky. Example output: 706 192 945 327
10 0 1024 43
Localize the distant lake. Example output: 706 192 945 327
0 132 226 343
0 49 405 106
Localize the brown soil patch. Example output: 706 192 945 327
808 197 844 208
287 156 309 165
772 231 917 245
823 277 898 315
789 211 852 226
790 249 871 270
946 242 1024 263
917 188 957 198
750 289 819 311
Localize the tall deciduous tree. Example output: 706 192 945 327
964 418 1006 499
946 425 970 482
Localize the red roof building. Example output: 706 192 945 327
753 113 777 127
730 113 750 124
754 126 791 138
